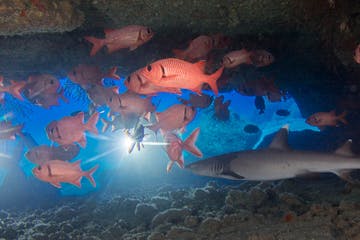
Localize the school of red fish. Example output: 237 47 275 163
0 25 350 189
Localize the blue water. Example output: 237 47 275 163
0 76 319 203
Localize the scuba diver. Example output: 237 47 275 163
124 118 147 154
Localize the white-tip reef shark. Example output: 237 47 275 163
185 125 360 184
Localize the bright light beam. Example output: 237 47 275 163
0 152 11 159
142 142 170 146
82 146 123 164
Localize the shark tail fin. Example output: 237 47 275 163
183 127 203 158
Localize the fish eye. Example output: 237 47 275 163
109 97 113 102
37 166 42 170
147 65 152 71
147 28 151 34
126 76 130 82
50 80 54 84
73 71 76 76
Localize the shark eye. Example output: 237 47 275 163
147 65 152 72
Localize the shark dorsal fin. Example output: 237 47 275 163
335 139 355 157
269 125 290 150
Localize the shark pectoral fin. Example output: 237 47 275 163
335 170 360 185
221 169 245 180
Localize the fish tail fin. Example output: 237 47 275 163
107 66 120 80
85 112 99 134
84 36 104 56
183 127 203 157
338 111 348 125
100 118 111 133
85 165 99 187
166 161 175 173
172 49 185 60
206 66 224 96
176 156 185 169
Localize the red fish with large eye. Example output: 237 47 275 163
163 127 203 172
46 112 99 148
68 64 120 89
306 110 348 130
139 58 224 95
32 160 98 188
148 104 196 133
172 35 214 62
125 69 181 95
84 25 154 56
222 49 274 68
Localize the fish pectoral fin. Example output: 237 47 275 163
335 170 360 185
221 170 245 180
50 182 61 188
160 75 178 82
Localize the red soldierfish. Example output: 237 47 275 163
68 64 120 89
0 76 26 100
46 111 99 147
139 58 224 95
125 69 181 95
106 91 156 118
163 127 203 172
222 49 274 68
0 121 24 140
172 35 214 62
32 160 98 188
84 25 154 56
250 50 275 67
306 110 348 130
222 49 252 68
25 144 80 165
149 104 196 133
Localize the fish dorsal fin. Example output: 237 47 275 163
75 112 85 124
269 125 290 150
335 139 355 157
193 61 207 72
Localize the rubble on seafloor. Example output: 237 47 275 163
0 178 360 240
